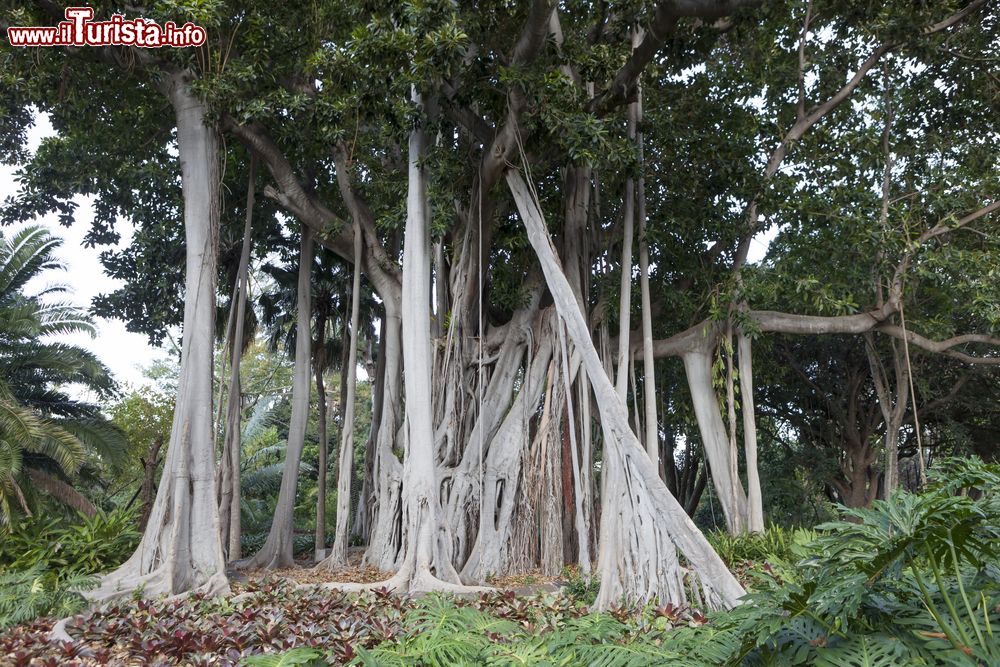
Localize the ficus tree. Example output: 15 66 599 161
2 0 997 614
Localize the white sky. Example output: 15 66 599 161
0 114 164 392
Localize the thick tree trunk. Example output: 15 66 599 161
321 223 363 568
360 299 404 571
246 229 314 569
508 170 743 609
91 72 227 600
461 320 554 582
345 95 476 594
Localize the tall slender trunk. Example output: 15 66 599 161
322 223 363 568
92 71 226 600
508 170 743 609
360 298 403 571
866 335 909 496
737 331 764 532
353 314 387 544
246 229 314 569
614 176 634 400
635 91 658 467
218 156 256 561
314 345 328 559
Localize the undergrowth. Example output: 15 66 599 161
2 458 997 665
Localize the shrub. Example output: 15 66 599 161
0 507 140 576
0 508 138 628
560 565 600 605
725 456 1000 665
0 566 95 629
706 524 818 569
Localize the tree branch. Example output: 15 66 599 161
876 324 1000 365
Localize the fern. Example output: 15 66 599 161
0 566 95 628
243 647 327 666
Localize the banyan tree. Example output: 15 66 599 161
2 0 997 611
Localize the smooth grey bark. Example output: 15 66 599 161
246 229 314 569
633 66 658 468
360 298 403 571
314 361 328 559
508 170 743 609
614 173 634 400
92 72 227 600
682 348 749 534
391 101 462 590
218 156 256 561
320 222 363 568
338 93 482 594
737 331 764 532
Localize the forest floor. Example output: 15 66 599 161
3 568 584 666
233 547 564 597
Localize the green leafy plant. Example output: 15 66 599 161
0 566 95 629
726 457 1000 665
244 647 327 666
0 507 140 575
560 565 600 605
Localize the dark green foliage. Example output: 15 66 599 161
0 225 125 524
725 457 1000 665
706 525 819 586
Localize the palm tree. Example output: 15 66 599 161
0 226 125 525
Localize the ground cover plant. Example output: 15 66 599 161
3 459 997 666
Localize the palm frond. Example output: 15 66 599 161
0 398 45 446
0 226 64 297
22 423 86 475
58 419 130 467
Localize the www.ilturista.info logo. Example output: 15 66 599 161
6 7 206 48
